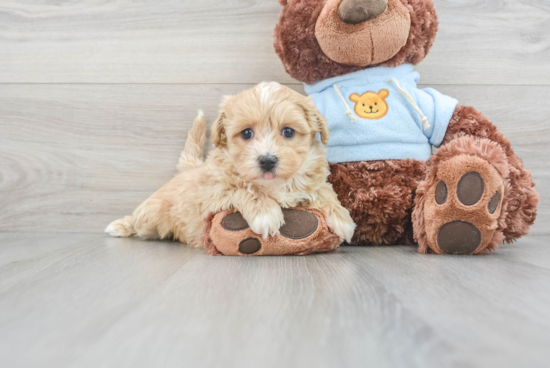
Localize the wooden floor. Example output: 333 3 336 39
1 233 549 368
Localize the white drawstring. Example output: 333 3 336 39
333 84 357 122
386 78 430 130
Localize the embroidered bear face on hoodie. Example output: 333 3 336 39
350 89 390 119
304 64 458 164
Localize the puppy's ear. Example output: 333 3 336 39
278 0 287 5
211 113 226 148
303 97 330 145
211 95 233 148
315 109 330 146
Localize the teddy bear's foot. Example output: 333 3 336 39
422 155 504 254
201 208 340 256
414 137 509 255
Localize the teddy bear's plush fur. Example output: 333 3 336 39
274 0 539 254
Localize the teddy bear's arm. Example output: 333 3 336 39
443 105 511 148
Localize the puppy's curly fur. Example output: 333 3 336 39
105 83 355 247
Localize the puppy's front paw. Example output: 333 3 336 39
248 206 285 240
326 212 356 243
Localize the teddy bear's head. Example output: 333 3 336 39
274 0 438 84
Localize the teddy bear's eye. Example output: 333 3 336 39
362 104 365 106
375 103 377 105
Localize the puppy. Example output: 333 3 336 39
105 82 355 247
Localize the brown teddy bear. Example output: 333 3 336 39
273 0 539 254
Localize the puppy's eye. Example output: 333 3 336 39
375 103 377 105
241 128 254 140
362 104 365 106
282 127 295 139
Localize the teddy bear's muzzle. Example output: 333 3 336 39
315 0 411 67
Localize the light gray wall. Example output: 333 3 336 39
0 0 548 234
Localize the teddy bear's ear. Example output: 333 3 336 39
211 95 233 148
349 93 360 103
278 0 288 5
378 89 390 99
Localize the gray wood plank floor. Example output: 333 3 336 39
0 233 549 368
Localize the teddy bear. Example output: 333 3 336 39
272 0 539 254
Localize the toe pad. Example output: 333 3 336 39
488 192 500 214
239 238 262 254
457 172 484 206
437 220 481 255
435 180 448 205
280 209 318 239
222 212 249 231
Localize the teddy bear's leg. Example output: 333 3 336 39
328 159 426 245
202 208 340 256
413 105 538 254
414 138 507 254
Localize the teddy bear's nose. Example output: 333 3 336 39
339 0 387 25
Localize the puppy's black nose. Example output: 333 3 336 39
259 155 278 172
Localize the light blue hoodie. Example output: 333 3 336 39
304 64 458 163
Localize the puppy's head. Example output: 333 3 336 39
212 82 329 186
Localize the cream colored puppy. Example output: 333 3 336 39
106 82 355 247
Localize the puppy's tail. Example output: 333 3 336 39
177 110 207 172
